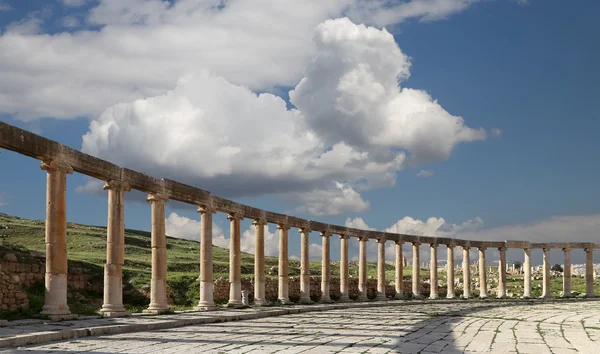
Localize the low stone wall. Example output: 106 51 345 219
212 276 437 303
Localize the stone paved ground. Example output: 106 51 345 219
3 301 600 353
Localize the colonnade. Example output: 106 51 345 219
31 158 600 318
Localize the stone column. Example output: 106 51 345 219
40 160 73 318
299 228 313 304
523 248 532 298
145 193 170 314
446 244 455 299
462 247 471 298
277 223 291 304
541 247 551 298
227 213 243 307
253 219 268 305
376 237 387 301
100 180 131 317
585 248 594 297
562 247 571 297
195 205 216 310
429 244 438 299
395 241 403 299
412 242 421 297
320 232 333 303
339 234 350 302
358 236 368 301
497 247 507 298
478 247 488 298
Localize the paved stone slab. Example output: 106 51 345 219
3 300 600 353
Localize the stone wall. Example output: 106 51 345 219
212 276 437 303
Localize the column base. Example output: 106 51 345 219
357 295 368 302
429 295 439 300
319 297 335 304
479 294 488 299
375 294 387 301
194 305 218 311
227 300 246 309
100 310 131 318
40 305 71 317
277 298 293 305
143 308 173 315
298 297 314 305
560 293 572 298
446 295 456 299
338 296 352 302
254 298 270 306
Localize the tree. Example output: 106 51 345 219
512 261 522 270
551 264 563 272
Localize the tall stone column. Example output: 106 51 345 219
299 228 313 304
376 237 387 301
339 235 350 302
462 247 471 298
478 247 488 298
320 232 333 303
196 205 216 310
523 248 532 298
358 236 368 301
446 244 455 299
145 193 170 314
585 248 594 297
227 213 243 307
429 243 438 299
277 223 291 304
541 247 551 298
562 247 571 297
100 180 131 317
40 160 73 318
497 247 507 298
253 219 268 305
412 242 421 297
395 241 403 299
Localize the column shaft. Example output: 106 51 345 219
320 232 332 302
478 248 488 298
586 248 594 297
412 242 420 297
541 247 551 298
277 224 290 304
497 247 507 298
429 244 438 299
299 228 312 304
462 247 471 298
376 238 387 300
358 237 368 301
395 241 403 299
227 214 243 307
40 160 73 318
254 219 267 305
447 245 455 299
523 248 532 298
562 248 571 297
339 235 350 301
145 194 170 314
196 206 216 310
100 180 131 317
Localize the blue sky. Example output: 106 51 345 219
1 0 599 265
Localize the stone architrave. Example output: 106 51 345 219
144 193 171 314
40 160 73 319
253 219 268 306
299 228 313 304
395 241 404 299
227 213 243 307
277 223 291 304
478 247 488 298
412 242 421 297
196 205 217 310
429 244 438 299
376 237 387 301
339 234 351 302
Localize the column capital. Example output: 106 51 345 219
523 247 531 252
298 227 311 234
277 223 290 231
320 231 332 238
395 240 403 245
227 212 243 221
463 246 470 250
562 247 571 252
253 218 268 226
40 159 73 174
358 235 369 242
197 205 216 214
147 193 169 203
376 237 386 243
446 242 456 248
498 246 506 251
103 180 131 192
585 247 593 253
411 241 421 246
478 246 487 251
339 234 349 240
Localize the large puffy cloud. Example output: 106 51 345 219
0 0 481 121
81 18 484 215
